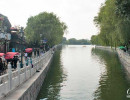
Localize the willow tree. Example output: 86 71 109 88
115 0 130 45
91 0 130 48
92 0 118 47
25 12 67 47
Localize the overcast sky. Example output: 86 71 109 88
0 0 105 40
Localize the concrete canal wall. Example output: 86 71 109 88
95 46 130 78
117 49 130 78
0 49 54 100
95 46 116 52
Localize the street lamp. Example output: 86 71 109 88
43 38 47 52
4 26 7 53
19 27 24 68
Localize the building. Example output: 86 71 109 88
0 14 26 53
10 27 26 52
0 14 11 53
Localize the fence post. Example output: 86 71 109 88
29 58 32 77
17 61 21 85
24 61 27 81
8 62 12 91
40 57 42 69
37 56 40 70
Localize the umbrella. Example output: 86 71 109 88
0 53 5 57
119 46 126 49
25 48 33 53
5 52 19 59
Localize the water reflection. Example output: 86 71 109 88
37 46 130 100
37 50 67 100
91 48 130 100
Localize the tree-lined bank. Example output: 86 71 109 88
62 37 91 45
91 0 130 48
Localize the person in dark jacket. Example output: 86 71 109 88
13 56 19 69
34 48 36 57
37 49 39 56
0 58 4 75
11 59 14 69
3 61 7 74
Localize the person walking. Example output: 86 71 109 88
24 52 28 61
11 59 14 69
13 56 18 69
30 57 33 68
34 48 36 57
26 57 29 66
37 49 39 56
3 60 7 74
0 58 4 75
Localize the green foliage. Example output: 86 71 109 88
25 12 67 47
63 38 91 45
91 0 130 47
115 0 130 21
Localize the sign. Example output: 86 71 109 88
12 48 15 52
0 33 5 39
43 39 47 43
5 33 11 40
0 33 11 40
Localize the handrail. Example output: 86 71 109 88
0 48 54 99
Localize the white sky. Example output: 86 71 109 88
0 0 105 40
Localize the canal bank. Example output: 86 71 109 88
117 49 130 79
95 46 130 79
1 49 54 100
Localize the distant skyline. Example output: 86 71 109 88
0 0 105 40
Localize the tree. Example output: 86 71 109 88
115 0 130 21
66 38 91 45
25 12 67 47
91 0 130 48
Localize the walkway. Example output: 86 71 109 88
0 49 54 100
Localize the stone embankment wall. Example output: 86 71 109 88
95 46 116 52
117 49 130 78
95 46 130 78
1 48 55 100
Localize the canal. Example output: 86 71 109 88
37 45 130 100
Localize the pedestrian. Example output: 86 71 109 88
30 57 33 68
37 49 40 56
26 57 29 66
28 52 32 57
3 61 7 74
13 56 18 69
24 52 28 61
0 58 4 75
34 48 36 57
11 59 14 69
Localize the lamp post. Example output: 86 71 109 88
40 33 42 48
4 26 7 53
43 38 47 52
20 27 24 68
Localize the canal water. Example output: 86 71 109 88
37 45 130 100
